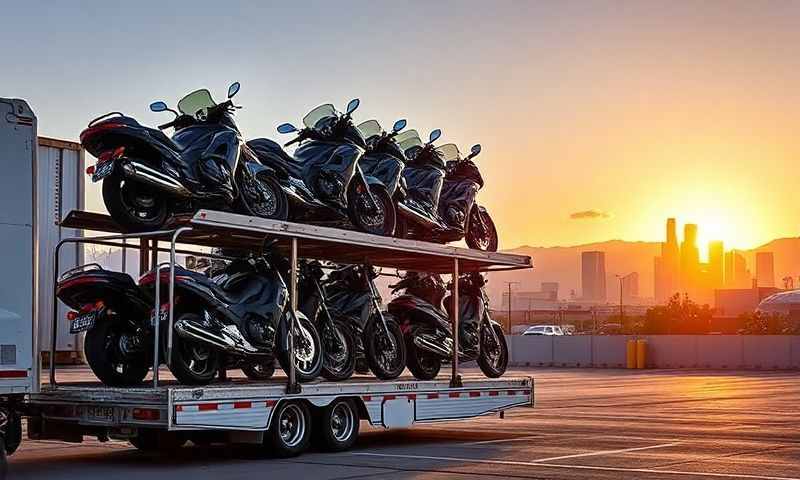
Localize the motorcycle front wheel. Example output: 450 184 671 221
236 169 289 220
465 207 498 252
364 315 406 380
102 173 169 233
320 320 356 382
278 313 324 382
477 323 508 378
347 184 396 236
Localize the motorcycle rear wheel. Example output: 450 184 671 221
405 330 442 381
241 360 275 381
102 173 169 233
165 313 221 385
84 320 149 387
477 324 508 378
465 207 498 252
237 170 288 220
348 184 396 236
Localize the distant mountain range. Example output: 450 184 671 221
485 237 800 307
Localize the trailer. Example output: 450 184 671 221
0 98 534 473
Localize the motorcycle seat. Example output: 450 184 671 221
173 266 274 306
247 138 305 178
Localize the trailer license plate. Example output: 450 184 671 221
86 406 115 423
92 161 114 182
70 311 96 333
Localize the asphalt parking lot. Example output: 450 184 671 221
8 367 800 479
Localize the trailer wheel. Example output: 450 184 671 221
266 401 311 458
313 399 359 452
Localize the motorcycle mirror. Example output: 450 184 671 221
227 82 241 99
428 129 442 143
149 101 168 113
470 144 482 158
392 119 407 133
345 98 360 115
277 122 298 134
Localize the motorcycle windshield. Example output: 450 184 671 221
396 129 422 151
177 89 217 119
303 104 338 130
435 144 461 163
357 120 382 140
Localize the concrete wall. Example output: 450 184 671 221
507 335 800 370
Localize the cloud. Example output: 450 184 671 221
570 209 611 220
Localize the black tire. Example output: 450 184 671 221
242 360 275 381
277 313 324 382
348 183 396 236
266 401 311 458
477 323 508 378
405 331 442 381
102 173 169 233
166 313 220 385
364 315 406 380
465 207 498 252
320 320 356 382
236 169 289 220
0 436 7 480
313 398 359 452
394 215 409 239
130 429 187 452
84 320 149 387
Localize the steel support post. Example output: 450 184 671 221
286 237 301 394
450 257 462 388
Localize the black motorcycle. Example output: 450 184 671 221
139 254 323 385
387 271 508 380
80 82 286 232
296 261 356 381
392 130 498 251
322 264 406 380
246 99 396 236
55 264 153 386
356 118 408 200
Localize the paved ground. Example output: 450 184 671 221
8 367 800 479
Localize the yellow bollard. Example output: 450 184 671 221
626 339 636 369
636 339 647 369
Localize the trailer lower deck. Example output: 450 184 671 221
30 375 532 433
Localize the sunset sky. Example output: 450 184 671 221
3 0 798 251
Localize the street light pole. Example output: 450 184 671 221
504 281 520 333
616 273 634 330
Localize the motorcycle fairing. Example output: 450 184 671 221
401 163 445 214
359 152 404 196
388 294 453 335
56 269 153 313
439 177 480 229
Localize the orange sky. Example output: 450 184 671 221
12 1 796 251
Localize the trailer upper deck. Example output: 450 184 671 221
61 209 532 273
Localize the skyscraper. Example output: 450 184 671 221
680 224 700 293
756 252 775 287
621 272 639 301
654 218 681 302
708 240 724 288
724 250 749 288
581 251 607 302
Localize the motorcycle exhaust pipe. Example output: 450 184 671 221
174 319 265 356
397 201 445 229
413 335 451 358
121 161 191 198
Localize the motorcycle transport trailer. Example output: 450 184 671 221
0 206 532 469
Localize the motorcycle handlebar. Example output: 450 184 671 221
284 129 307 147
158 119 178 130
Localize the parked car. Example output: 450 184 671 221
522 325 564 336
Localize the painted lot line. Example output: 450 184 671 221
349 451 800 480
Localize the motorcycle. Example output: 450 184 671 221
356 118 408 200
322 264 407 380
80 82 286 232
139 253 323 385
55 265 153 386
387 271 508 380
246 99 396 236
296 261 357 381
392 130 498 251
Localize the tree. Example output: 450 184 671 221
643 293 713 334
